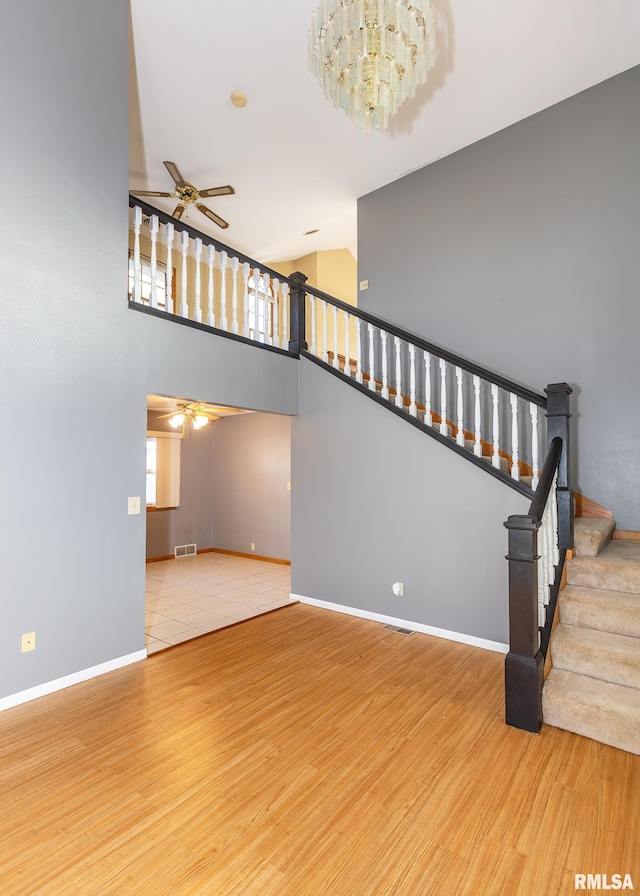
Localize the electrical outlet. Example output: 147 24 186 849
392 582 404 597
22 632 36 653
250 543 256 551
287 482 291 491
128 496 141 515
359 279 369 291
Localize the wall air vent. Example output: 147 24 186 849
174 543 197 559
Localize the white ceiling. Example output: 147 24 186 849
129 0 640 264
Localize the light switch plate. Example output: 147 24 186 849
128 496 141 515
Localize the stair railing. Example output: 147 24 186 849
504 383 573 733
296 280 548 495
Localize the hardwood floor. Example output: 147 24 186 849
1 604 638 895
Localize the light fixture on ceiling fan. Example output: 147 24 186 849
156 402 242 431
132 161 234 229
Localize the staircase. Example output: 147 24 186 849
542 519 640 754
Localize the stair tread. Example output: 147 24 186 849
567 542 640 595
573 517 616 557
560 585 640 638
551 623 640 689
543 668 640 755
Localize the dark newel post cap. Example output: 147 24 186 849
544 382 573 395
290 270 308 287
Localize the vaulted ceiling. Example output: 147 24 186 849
129 0 640 263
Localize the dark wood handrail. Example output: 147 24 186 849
529 437 562 520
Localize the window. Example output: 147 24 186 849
128 252 175 308
247 270 274 340
146 432 182 509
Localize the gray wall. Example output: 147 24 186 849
358 65 640 530
0 0 298 702
146 410 292 561
292 360 529 645
212 413 291 561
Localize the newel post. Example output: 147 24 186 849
545 383 573 551
288 271 308 355
504 514 544 733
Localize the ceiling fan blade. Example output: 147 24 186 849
164 160 186 186
198 185 235 198
203 407 243 415
172 204 185 220
196 203 228 229
131 190 174 198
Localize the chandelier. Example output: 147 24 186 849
309 0 436 135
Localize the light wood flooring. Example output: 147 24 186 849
146 551 294 653
1 604 638 895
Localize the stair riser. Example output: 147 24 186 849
567 560 640 595
542 694 640 755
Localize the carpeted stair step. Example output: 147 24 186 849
550 624 640 689
566 540 640 594
560 585 640 638
542 668 640 755
573 517 616 557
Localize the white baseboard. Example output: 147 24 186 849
292 594 509 654
0 649 148 713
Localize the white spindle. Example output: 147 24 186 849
510 393 519 479
473 375 482 457
424 351 432 424
537 517 548 627
164 222 174 313
231 257 239 334
206 245 215 327
322 301 328 362
381 331 389 398
132 205 142 303
179 230 189 318
149 214 159 309
344 310 350 377
219 251 228 331
262 272 270 344
491 384 500 468
272 278 280 347
456 366 465 445
409 344 417 416
530 403 539 489
281 282 289 349
242 263 250 337
551 473 559 567
368 324 375 390
355 318 363 384
310 295 317 355
193 238 203 323
395 337 403 408
332 305 339 369
439 358 448 436
252 268 262 342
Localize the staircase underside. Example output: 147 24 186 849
543 519 640 754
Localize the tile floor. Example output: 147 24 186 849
145 551 295 654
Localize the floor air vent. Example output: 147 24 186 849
174 543 197 559
382 624 414 635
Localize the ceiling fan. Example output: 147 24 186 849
132 160 234 229
156 401 243 431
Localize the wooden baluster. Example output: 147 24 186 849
355 318 363 384
381 331 389 398
149 214 159 309
439 358 448 435
551 472 560 567
219 251 228 331
492 384 500 468
281 282 289 349
262 271 271 344
132 205 142 303
272 278 280 347
332 305 339 369
322 301 328 362
368 324 375 391
473 375 482 456
537 517 548 628
231 257 239 334
164 222 174 313
206 245 215 327
395 337 403 408
510 393 519 479
193 237 203 323
409 344 417 416
252 268 261 342
456 366 465 445
242 263 250 337
530 403 539 489
179 230 189 318
309 295 317 355
424 351 432 425
344 310 350 377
